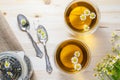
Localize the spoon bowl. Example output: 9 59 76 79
37 25 48 44
17 14 30 31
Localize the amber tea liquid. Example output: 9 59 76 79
64 0 100 34
55 40 90 73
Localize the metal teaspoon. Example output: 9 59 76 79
37 25 53 73
17 14 43 58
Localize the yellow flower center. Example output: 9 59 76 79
21 19 26 26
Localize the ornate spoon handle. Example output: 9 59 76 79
44 44 53 73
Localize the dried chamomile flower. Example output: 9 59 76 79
116 44 120 47
90 12 96 19
102 68 107 72
74 63 82 71
109 61 115 66
80 14 86 21
4 61 10 68
71 56 78 64
41 30 45 36
74 51 80 57
41 31 46 38
37 29 46 39
83 25 90 31
21 19 27 26
107 71 112 75
111 39 115 43
7 72 13 77
37 29 42 33
116 55 120 59
112 47 116 52
84 9 90 16
112 32 117 37
94 73 97 77
111 32 120 41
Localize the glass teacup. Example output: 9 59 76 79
64 0 100 35
55 39 90 73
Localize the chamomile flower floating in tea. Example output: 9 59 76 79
71 56 78 64
71 50 82 71
74 51 80 57
80 14 86 21
90 12 96 19
74 63 82 71
84 9 90 16
4 61 10 68
83 25 90 31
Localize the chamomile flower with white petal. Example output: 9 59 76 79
4 61 10 68
84 9 90 16
116 55 120 59
83 25 90 31
7 72 13 77
71 56 78 64
74 51 80 57
74 63 82 71
80 14 86 21
90 12 96 19
37 29 46 39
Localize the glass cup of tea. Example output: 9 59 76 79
55 39 90 74
64 0 100 35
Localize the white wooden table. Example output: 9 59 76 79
0 0 120 80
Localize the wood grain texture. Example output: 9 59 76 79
0 0 120 80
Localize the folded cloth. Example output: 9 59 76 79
0 11 23 52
